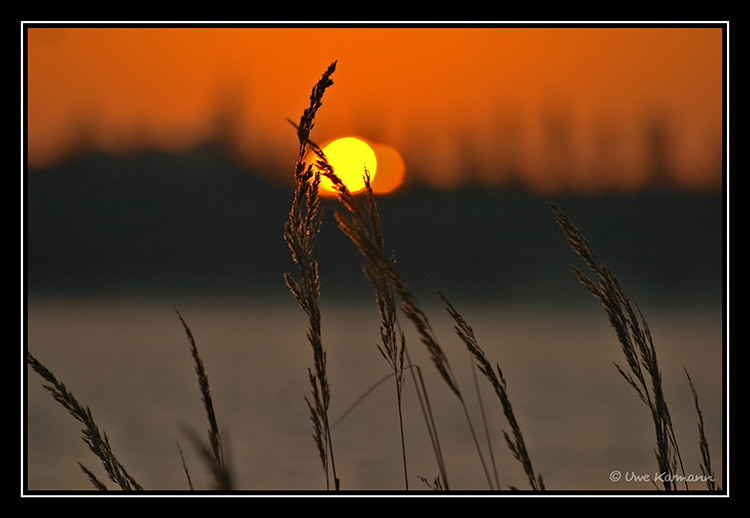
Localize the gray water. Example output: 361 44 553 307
25 295 724 493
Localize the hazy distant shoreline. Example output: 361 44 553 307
25 148 724 308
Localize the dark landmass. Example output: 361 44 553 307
24 144 725 309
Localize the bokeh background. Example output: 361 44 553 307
24 24 726 493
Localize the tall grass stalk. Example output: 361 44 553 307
361 174 410 489
470 359 499 489
175 440 195 490
403 351 450 489
288 63 453 490
300 136 432 488
26 352 143 490
176 310 232 490
685 369 719 491
310 145 497 489
548 201 687 490
435 286 544 491
283 61 339 490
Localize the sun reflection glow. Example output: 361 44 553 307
370 143 405 195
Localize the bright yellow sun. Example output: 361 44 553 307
314 137 378 195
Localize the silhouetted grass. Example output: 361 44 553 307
297 76 543 489
685 369 719 491
26 351 143 491
26 308 233 491
176 309 232 490
283 60 339 490
25 62 721 494
435 285 544 491
548 200 720 492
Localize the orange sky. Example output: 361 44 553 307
25 25 725 195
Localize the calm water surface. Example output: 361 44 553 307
25 296 724 493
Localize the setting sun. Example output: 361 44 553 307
314 137 378 196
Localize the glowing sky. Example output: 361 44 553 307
25 25 725 194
